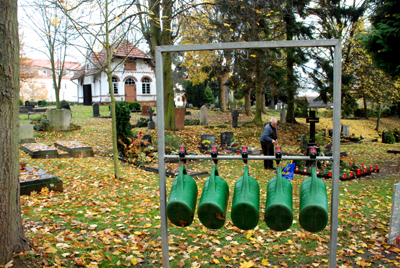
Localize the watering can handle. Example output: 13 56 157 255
177 165 187 191
242 166 250 193
275 166 284 195
310 167 318 196
209 165 219 193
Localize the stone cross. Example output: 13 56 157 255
148 107 155 129
231 110 239 128
306 110 319 144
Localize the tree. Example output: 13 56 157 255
0 0 30 264
20 0 75 109
56 0 143 178
137 0 213 129
363 0 400 78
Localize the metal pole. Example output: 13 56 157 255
155 47 169 268
163 155 333 161
329 41 342 268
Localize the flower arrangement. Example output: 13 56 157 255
202 140 211 149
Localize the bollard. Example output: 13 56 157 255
198 166 229 229
264 167 293 231
299 167 329 232
166 165 198 227
231 166 260 230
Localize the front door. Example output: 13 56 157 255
125 84 136 102
83 85 92 106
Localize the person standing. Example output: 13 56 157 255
260 118 278 170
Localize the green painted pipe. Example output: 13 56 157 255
166 165 198 227
231 166 260 230
264 167 293 231
299 167 329 232
198 166 229 229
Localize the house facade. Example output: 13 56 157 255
72 41 156 106
20 59 82 102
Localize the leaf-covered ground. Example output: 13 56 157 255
12 107 400 267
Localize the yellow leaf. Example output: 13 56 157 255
250 54 257 58
45 247 57 254
262 259 269 265
213 259 220 264
131 258 138 265
240 260 254 268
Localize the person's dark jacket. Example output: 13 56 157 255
260 123 277 143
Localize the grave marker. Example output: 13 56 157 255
93 103 100 117
230 103 237 110
221 132 234 147
200 105 208 125
54 141 94 157
231 110 239 128
19 167 63 195
342 125 350 136
19 124 35 144
200 134 215 148
280 109 286 124
20 143 58 159
148 107 155 129
306 110 319 144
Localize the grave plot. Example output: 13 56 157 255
54 141 94 158
20 143 58 159
19 167 63 195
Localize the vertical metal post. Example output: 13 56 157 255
155 47 170 268
329 41 342 268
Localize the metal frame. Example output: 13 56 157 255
156 39 342 268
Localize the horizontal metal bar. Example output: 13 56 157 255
163 155 333 161
156 40 341 53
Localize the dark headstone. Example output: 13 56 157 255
230 103 237 110
93 103 100 117
142 134 152 145
382 131 388 143
60 100 71 110
25 101 30 106
38 101 42 106
221 132 234 147
20 167 63 195
231 110 239 128
328 129 333 137
200 134 215 147
306 110 319 143
148 107 155 129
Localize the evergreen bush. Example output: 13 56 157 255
135 117 149 128
384 129 396 144
128 101 141 111
115 101 134 155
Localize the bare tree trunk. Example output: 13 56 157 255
219 72 229 112
0 0 30 263
375 104 382 131
253 57 263 124
262 91 266 114
244 85 252 116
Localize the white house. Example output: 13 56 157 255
71 40 156 106
20 59 82 102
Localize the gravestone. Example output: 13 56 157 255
230 103 237 110
188 103 193 108
38 101 42 106
20 143 58 159
388 182 400 246
54 141 94 158
175 108 185 130
200 105 208 125
47 109 71 131
321 128 326 137
19 167 63 195
142 134 152 145
142 105 150 115
200 134 215 147
342 125 350 136
221 132 234 147
210 104 215 109
25 101 30 106
19 124 35 144
93 103 100 117
147 107 155 129
306 110 319 144
60 100 71 110
328 129 333 137
280 109 286 124
231 110 239 128
382 131 388 143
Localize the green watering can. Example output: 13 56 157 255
231 166 260 230
166 165 198 227
299 167 329 232
264 167 293 231
198 165 229 229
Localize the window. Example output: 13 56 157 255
112 77 118 94
142 78 150 94
42 69 47 75
125 78 135 85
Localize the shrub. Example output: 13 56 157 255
382 107 391 117
185 119 200 125
128 101 141 111
204 86 214 105
31 115 50 131
60 100 71 110
39 100 48 107
135 117 149 128
393 128 400 142
115 101 134 155
294 98 308 118
319 110 333 117
19 99 23 106
354 108 376 118
384 130 396 144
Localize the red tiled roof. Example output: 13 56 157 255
29 59 82 70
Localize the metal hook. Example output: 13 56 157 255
239 50 249 60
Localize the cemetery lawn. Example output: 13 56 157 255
13 106 400 268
